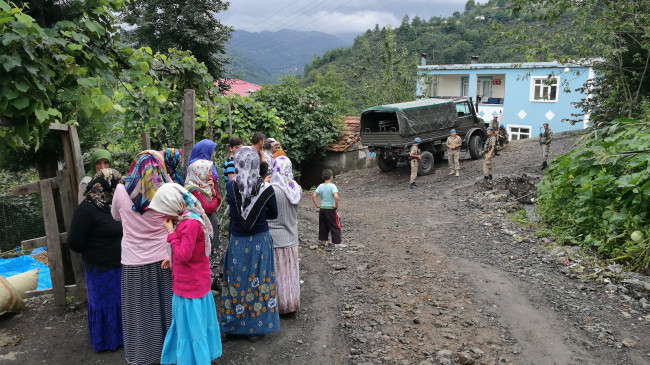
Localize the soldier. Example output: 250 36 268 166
498 124 509 146
446 129 462 177
539 122 553 169
490 115 500 131
409 137 421 188
482 127 497 181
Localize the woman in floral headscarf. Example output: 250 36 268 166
150 183 222 365
68 168 123 352
111 150 173 365
220 146 279 342
185 159 221 289
268 156 302 315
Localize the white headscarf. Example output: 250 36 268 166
270 156 302 205
233 146 275 230
149 183 213 257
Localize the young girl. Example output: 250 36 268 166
150 183 222 365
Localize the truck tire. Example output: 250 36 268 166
468 135 483 160
377 155 397 172
417 151 434 176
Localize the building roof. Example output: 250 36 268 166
218 79 262 96
418 59 602 71
327 116 361 152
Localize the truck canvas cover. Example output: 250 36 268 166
361 98 458 137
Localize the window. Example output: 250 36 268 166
531 76 559 102
477 77 492 101
508 125 531 140
461 77 469 97
456 102 470 116
427 76 438 97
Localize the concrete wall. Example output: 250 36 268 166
301 146 376 188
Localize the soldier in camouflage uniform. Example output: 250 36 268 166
539 123 553 169
482 127 497 181
490 115 500 131
446 129 462 177
409 137 421 188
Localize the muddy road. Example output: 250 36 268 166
1 132 649 364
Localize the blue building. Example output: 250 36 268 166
417 60 598 140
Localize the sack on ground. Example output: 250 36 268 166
0 268 39 314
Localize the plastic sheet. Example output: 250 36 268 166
0 255 52 290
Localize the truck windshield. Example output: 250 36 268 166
456 103 470 116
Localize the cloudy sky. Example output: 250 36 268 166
217 0 471 36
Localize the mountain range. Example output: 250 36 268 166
225 29 353 85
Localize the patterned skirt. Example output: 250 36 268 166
160 293 222 365
85 266 123 352
273 246 300 314
220 231 280 335
122 261 173 365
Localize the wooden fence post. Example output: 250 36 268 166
182 89 196 169
39 179 66 306
141 132 151 150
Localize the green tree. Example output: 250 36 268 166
312 67 354 115
121 0 233 78
254 76 344 167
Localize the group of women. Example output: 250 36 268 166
67 137 302 364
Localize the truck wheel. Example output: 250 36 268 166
468 135 483 160
377 155 397 172
417 151 435 176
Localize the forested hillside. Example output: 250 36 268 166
302 0 581 112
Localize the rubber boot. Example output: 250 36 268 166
448 170 454 175
455 170 460 177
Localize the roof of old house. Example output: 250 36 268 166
327 116 361 152
218 79 262 96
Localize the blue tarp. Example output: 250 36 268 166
0 255 52 290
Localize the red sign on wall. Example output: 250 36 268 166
492 79 502 85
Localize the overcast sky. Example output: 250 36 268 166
217 0 471 36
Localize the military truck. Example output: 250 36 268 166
360 98 486 175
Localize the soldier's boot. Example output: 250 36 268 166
488 175 493 180
484 175 489 182
540 161 548 169
410 182 416 189
448 170 454 175
455 170 460 177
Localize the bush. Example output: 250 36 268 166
536 117 650 272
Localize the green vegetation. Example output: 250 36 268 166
536 115 650 272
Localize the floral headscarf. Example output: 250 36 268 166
85 168 122 213
122 150 172 214
233 146 275 230
184 159 213 199
270 156 302 205
163 148 184 185
149 183 213 257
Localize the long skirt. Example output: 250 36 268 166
122 261 173 365
220 231 280 335
273 246 300 314
85 266 123 352
160 293 222 365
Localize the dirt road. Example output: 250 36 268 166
1 132 649 364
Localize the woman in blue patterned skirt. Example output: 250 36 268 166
221 146 280 342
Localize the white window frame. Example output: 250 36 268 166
530 76 559 102
508 124 532 141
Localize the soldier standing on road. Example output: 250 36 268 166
539 123 553 169
446 129 462 177
490 115 500 131
409 138 421 189
482 127 497 181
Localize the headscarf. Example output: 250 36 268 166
233 146 275 230
184 159 213 199
163 148 184 185
149 183 213 257
122 150 171 214
186 139 219 183
270 156 302 205
273 149 286 159
85 149 112 177
85 168 121 213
